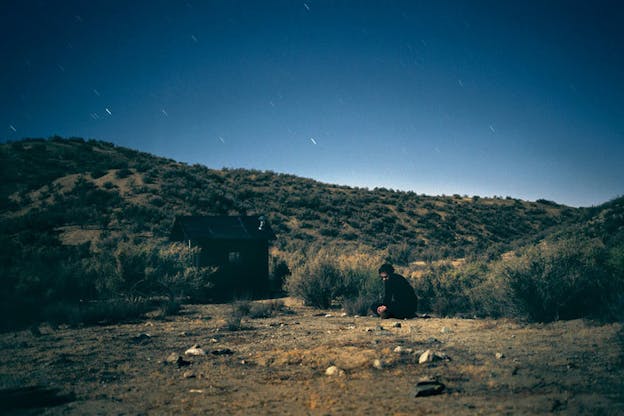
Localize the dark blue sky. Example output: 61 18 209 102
2 1 623 207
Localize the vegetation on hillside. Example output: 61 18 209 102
1 137 621 328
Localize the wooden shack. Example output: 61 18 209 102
170 215 276 299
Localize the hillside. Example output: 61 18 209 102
0 137 582 261
3 137 623 329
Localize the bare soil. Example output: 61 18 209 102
1 298 623 415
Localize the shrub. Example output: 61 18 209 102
286 253 342 308
285 250 382 309
497 238 622 322
343 295 373 316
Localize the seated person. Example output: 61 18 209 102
371 263 418 319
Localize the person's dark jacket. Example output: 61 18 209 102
383 273 418 318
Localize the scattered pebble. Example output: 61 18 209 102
185 345 206 356
372 359 384 370
418 349 450 364
166 353 180 363
340 312 348 317
440 327 452 334
211 348 234 356
131 333 152 344
325 365 344 376
392 322 401 328
166 353 191 367
413 379 446 397
182 370 196 379
495 352 505 360
393 346 413 354
324 314 333 318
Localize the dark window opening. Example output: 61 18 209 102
228 251 241 264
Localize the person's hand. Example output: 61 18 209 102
377 305 387 314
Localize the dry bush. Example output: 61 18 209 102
285 249 383 309
496 238 623 322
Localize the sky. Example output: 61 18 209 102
1 1 623 207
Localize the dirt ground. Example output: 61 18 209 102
1 298 623 415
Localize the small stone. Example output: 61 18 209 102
166 352 180 363
440 327 452 334
495 352 505 360
324 314 333 318
418 349 450 364
131 333 152 344
413 380 446 397
372 359 383 369
185 345 206 356
366 327 374 332
209 338 219 343
394 346 413 354
211 348 234 356
392 322 401 328
340 312 348 317
419 350 434 364
182 370 196 379
325 365 344 376
166 353 191 367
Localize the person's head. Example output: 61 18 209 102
378 263 394 280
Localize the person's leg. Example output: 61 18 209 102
389 303 416 319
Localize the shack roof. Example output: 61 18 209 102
170 215 276 241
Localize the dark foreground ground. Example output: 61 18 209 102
1 298 623 415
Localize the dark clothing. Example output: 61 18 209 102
372 273 418 319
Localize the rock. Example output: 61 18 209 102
185 345 206 356
182 370 196 379
166 353 191 367
495 352 505 360
413 379 446 397
440 327 452 334
372 359 383 369
340 312 348 317
392 322 401 328
166 352 180 363
211 348 234 356
393 346 413 354
324 314 333 318
131 333 152 344
418 349 450 364
418 350 434 364
325 365 344 376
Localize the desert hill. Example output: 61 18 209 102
1 137 622 329
1 137 583 260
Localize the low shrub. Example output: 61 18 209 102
286 250 382 309
497 238 622 322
